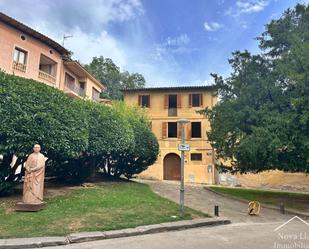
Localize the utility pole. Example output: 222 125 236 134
177 118 190 214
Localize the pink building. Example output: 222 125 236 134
0 12 105 100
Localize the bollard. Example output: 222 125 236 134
280 203 285 214
214 205 219 216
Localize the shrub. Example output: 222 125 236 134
0 71 88 194
103 102 159 178
0 72 159 192
50 101 135 182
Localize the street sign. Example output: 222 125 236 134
178 143 190 151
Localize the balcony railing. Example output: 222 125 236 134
12 61 26 73
65 82 85 97
92 94 101 101
38 70 56 84
168 108 177 116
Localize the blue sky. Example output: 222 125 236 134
0 0 307 86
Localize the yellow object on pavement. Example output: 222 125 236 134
248 201 260 215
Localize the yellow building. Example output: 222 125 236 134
123 86 218 184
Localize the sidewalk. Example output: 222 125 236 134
0 218 230 249
140 179 298 223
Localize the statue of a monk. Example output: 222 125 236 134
23 144 46 204
16 144 47 211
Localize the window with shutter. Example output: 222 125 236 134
177 94 181 108
168 122 177 138
162 122 167 139
191 122 202 138
138 95 150 107
192 94 201 107
177 123 182 139
187 122 192 139
164 95 168 109
189 94 192 107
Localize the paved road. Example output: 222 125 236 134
140 180 294 223
46 221 309 249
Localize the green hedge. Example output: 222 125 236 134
0 71 159 194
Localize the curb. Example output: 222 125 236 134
204 186 309 219
0 218 231 249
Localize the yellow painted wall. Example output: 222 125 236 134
220 171 309 191
123 89 218 184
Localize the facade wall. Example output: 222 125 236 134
86 78 102 100
220 171 309 192
0 21 104 100
0 22 62 88
124 89 218 184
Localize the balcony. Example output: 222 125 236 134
64 82 85 99
168 108 177 116
12 61 26 73
38 70 56 85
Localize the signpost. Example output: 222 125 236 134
177 118 190 214
178 143 190 151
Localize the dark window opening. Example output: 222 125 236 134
168 122 177 138
65 73 75 88
191 153 202 161
80 82 85 90
141 95 150 107
191 122 201 138
92 88 100 100
192 94 200 107
168 95 177 108
39 54 57 76
79 82 86 96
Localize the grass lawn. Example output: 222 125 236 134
209 186 309 213
0 181 208 238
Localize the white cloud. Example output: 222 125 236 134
165 34 190 46
225 0 269 17
203 21 224 32
65 29 127 67
236 0 269 13
0 0 144 33
153 33 195 61
0 0 142 69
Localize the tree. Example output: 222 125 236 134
49 101 135 183
85 56 145 99
202 4 309 174
100 102 159 178
120 71 145 89
0 72 88 194
0 71 156 191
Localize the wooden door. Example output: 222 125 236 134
163 153 181 180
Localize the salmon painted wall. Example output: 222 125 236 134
0 22 63 88
0 21 104 101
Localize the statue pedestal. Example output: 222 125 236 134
15 202 45 212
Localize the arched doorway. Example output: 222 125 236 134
163 153 181 180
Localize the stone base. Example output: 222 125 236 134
15 202 45 212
